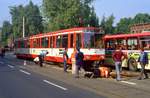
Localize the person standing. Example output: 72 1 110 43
112 47 125 81
75 47 84 78
63 48 68 72
0 48 5 58
39 50 48 67
71 48 77 74
137 48 149 80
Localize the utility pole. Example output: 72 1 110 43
22 16 26 65
23 16 25 38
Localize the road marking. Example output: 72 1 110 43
8 64 14 68
43 80 68 91
52 67 63 70
0 61 4 64
20 69 31 75
19 66 26 69
121 81 136 85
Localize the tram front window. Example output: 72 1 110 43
84 33 103 48
84 33 94 48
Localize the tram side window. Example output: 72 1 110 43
26 40 30 48
14 41 19 48
37 38 40 48
14 41 17 48
56 35 62 48
141 40 149 49
62 35 68 48
70 34 73 48
117 39 127 50
106 39 127 50
127 38 138 50
42 37 49 48
140 37 150 50
106 40 116 50
20 40 25 48
33 39 37 48
33 39 40 48
76 33 81 48
24 40 27 48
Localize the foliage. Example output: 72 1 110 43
132 13 150 24
115 17 132 33
100 14 115 34
115 13 150 34
1 21 12 45
10 1 43 38
42 0 98 31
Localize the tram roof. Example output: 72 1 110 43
31 27 101 37
103 31 150 40
43 27 99 34
15 27 101 41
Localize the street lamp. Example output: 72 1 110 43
22 15 43 38
88 14 91 27
23 16 25 38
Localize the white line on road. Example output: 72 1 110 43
52 66 63 70
43 80 68 91
121 81 136 85
7 64 14 68
20 69 31 75
0 61 4 64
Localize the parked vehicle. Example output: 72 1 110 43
14 27 105 68
103 31 150 71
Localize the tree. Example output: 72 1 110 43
100 15 106 30
100 14 115 34
115 13 150 34
10 1 43 38
42 0 98 31
10 5 24 38
25 1 43 36
132 13 150 24
115 17 132 33
88 7 99 27
1 21 12 45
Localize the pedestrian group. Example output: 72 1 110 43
33 46 149 80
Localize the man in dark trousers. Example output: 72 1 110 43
63 48 68 72
138 48 149 80
39 50 48 67
75 47 84 78
0 48 5 58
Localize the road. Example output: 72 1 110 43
0 55 104 98
1 52 150 98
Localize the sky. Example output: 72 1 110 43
0 0 150 27
0 0 42 27
93 0 150 24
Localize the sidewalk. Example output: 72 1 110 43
21 61 150 98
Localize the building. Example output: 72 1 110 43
130 23 150 33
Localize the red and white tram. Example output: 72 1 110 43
14 27 105 66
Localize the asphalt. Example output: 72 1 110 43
0 56 105 98
1 52 150 98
